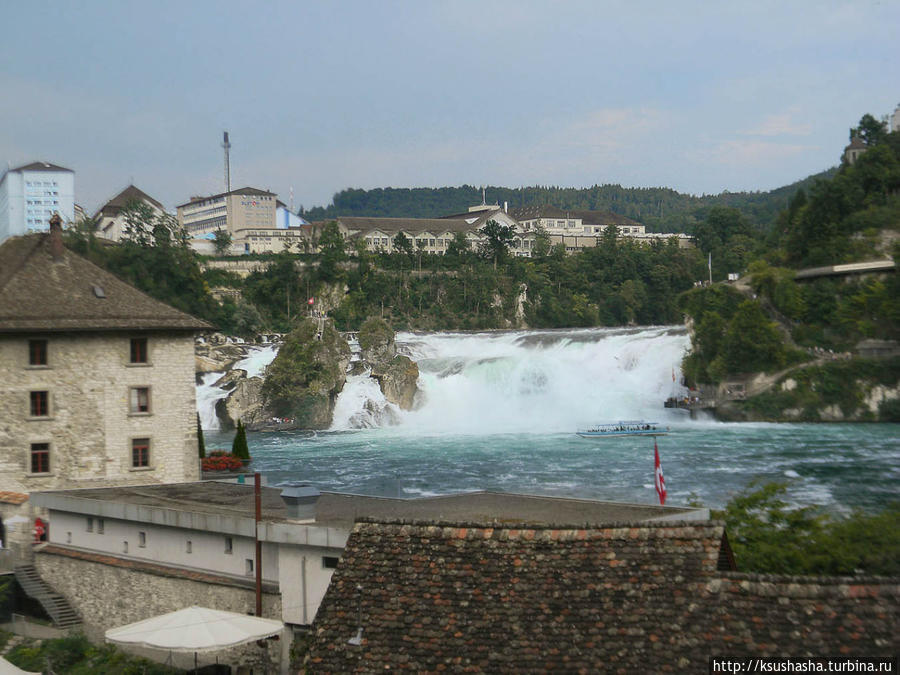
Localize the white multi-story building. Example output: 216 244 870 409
177 187 277 238
0 162 75 243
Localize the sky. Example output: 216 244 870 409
1 0 897 215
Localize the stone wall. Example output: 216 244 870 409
0 331 201 559
35 549 283 671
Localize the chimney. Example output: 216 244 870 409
49 213 64 261
504 201 508 213
280 484 320 521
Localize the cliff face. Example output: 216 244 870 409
711 357 900 422
260 318 352 429
358 317 419 410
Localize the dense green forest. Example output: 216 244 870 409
301 170 836 234
679 115 899 394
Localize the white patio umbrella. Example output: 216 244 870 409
0 656 41 675
105 606 283 658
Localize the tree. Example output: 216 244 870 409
444 231 470 262
478 219 515 268
721 300 787 373
231 419 250 460
392 231 414 258
317 221 347 281
213 228 233 256
854 113 888 146
197 414 206 459
531 225 551 258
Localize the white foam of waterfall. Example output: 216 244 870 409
330 326 691 434
195 344 280 429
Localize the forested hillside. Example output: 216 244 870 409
301 170 836 233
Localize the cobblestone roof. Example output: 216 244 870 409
0 233 211 332
306 520 899 672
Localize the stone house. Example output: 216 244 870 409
307 519 898 671
0 221 211 566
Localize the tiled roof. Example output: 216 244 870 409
93 185 165 218
9 161 73 173
176 187 275 208
337 216 487 235
307 520 899 671
569 209 641 227
508 205 570 220
0 233 212 333
0 491 28 505
508 205 641 227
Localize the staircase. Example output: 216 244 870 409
13 565 81 629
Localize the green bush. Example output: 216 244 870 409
714 481 900 575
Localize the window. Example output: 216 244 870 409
30 443 50 473
66 532 72 544
224 536 233 554
29 340 48 366
129 387 150 413
123 541 129 553
139 532 146 547
86 517 94 532
30 391 49 416
245 559 254 575
97 518 105 534
130 338 147 364
186 540 192 554
322 556 340 569
132 438 150 468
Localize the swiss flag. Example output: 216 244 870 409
654 440 667 505
307 297 315 305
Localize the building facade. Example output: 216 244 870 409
177 187 277 238
0 162 75 244
0 221 211 566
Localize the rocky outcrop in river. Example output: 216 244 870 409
358 317 419 410
259 317 352 429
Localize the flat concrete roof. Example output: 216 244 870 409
31 482 707 530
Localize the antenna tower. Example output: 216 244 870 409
222 131 232 193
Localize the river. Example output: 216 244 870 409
198 326 900 512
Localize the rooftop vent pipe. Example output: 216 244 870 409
280 484 320 521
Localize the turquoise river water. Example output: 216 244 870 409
200 326 899 512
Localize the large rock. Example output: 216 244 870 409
195 342 248 373
371 355 419 410
358 317 419 410
359 317 396 364
260 318 351 429
218 376 267 429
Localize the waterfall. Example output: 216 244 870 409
331 326 691 434
195 345 280 430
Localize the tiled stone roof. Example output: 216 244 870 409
307 520 899 671
93 184 165 218
569 209 641 227
0 233 211 333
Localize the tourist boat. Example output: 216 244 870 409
576 420 669 438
